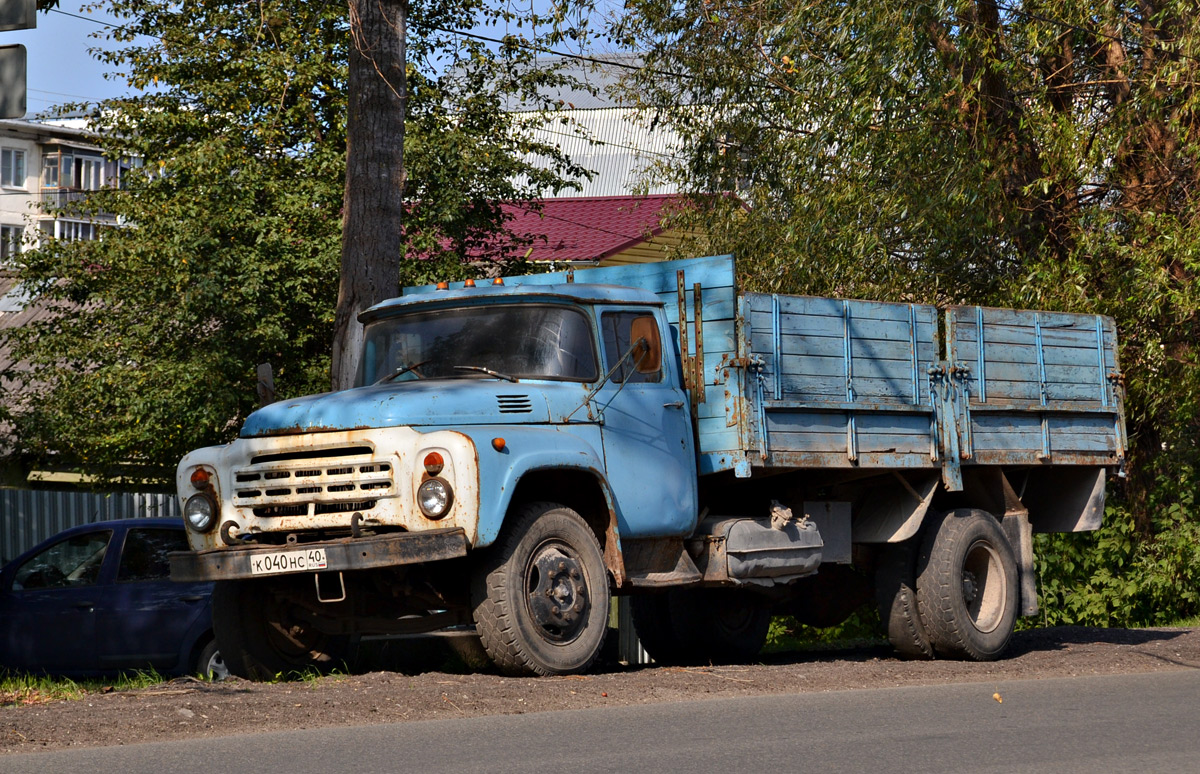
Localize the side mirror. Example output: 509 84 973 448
630 316 661 374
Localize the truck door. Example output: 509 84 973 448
595 309 698 537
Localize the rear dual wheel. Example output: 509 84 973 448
877 509 1019 661
630 588 771 666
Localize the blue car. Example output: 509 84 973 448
0 518 224 678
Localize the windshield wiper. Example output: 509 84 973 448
374 360 431 384
452 365 518 383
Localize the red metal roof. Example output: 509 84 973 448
496 195 687 263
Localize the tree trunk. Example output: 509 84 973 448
331 0 408 391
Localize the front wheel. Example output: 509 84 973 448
471 502 610 676
212 576 356 680
915 509 1019 661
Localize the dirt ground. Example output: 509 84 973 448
3 626 1199 756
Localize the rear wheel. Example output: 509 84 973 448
633 588 770 665
213 576 355 680
471 502 610 676
915 509 1018 661
875 538 935 659
630 592 696 665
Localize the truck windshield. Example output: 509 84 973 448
356 304 599 386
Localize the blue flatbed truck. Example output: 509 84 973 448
170 255 1126 677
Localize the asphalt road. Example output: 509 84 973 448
8 670 1199 773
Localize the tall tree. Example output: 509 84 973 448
0 0 590 483
333 0 408 391
617 0 1200 623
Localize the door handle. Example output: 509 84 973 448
73 602 94 610
664 400 685 408
179 595 205 602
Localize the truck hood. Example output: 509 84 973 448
240 380 584 437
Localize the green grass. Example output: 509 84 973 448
1163 614 1200 628
0 669 168 708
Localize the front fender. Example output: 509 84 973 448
458 425 614 548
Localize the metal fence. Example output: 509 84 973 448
0 488 180 564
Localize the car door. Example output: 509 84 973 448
92 526 213 672
594 308 698 537
0 528 113 673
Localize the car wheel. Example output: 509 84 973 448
194 638 229 680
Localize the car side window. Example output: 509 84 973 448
13 531 113 591
118 528 188 583
600 311 663 384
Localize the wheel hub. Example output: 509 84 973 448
961 570 979 606
526 544 589 643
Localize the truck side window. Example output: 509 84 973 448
600 311 662 384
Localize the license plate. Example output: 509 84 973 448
249 548 328 576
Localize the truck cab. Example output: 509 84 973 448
172 280 702 676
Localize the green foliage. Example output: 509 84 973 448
1037 469 1200 627
617 0 1200 624
0 0 594 482
764 609 884 653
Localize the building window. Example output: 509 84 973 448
1 148 26 188
47 220 101 241
1 225 23 263
76 157 103 190
42 155 58 187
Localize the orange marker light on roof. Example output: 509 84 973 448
493 277 504 286
436 281 449 291
423 452 445 475
464 278 476 288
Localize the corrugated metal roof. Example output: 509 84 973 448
488 194 689 263
517 107 682 198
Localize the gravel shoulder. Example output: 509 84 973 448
4 626 1199 756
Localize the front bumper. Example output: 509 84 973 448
169 527 470 582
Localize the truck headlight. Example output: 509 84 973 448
184 492 218 532
417 478 453 519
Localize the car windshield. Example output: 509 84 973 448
356 304 599 386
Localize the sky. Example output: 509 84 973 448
3 1 626 119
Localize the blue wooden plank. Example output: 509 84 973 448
777 374 927 403
749 293 938 324
662 296 737 325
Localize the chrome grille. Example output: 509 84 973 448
233 447 394 517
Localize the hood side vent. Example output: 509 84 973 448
497 395 533 414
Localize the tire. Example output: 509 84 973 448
212 576 355 681
915 509 1019 661
676 588 771 664
875 538 935 659
470 502 610 676
194 638 229 681
629 592 698 665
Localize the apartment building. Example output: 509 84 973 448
0 116 123 267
